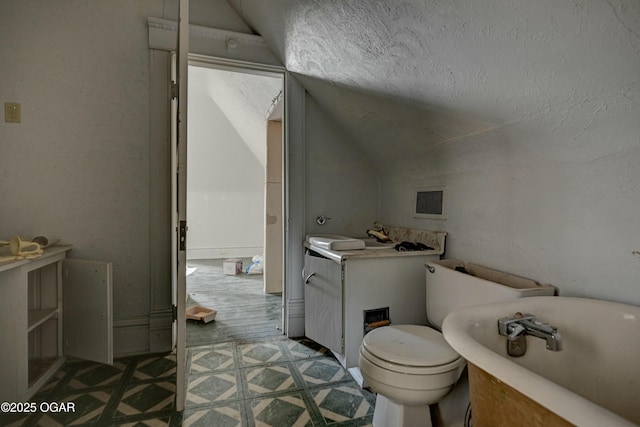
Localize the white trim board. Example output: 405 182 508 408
187 246 264 260
148 18 281 67
113 315 150 357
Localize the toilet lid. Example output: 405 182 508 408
362 325 459 367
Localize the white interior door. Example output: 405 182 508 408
173 0 189 412
62 259 113 365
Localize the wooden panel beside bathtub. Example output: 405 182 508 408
468 363 574 427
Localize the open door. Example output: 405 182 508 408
173 0 189 412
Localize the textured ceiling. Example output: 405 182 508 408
227 0 639 166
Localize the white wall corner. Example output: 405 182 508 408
284 74 307 338
286 298 305 338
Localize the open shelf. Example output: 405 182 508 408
0 246 73 402
28 309 58 332
28 317 59 386
27 261 61 394
28 357 58 387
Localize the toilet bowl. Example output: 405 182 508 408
359 325 465 427
358 260 556 427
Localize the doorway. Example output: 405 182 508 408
184 63 284 347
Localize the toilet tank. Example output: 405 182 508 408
425 260 555 329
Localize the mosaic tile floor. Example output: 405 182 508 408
1 353 179 427
183 338 375 427
1 337 375 426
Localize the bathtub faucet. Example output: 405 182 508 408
498 312 562 352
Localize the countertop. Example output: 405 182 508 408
0 245 73 273
304 241 442 263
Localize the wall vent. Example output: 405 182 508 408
413 186 446 220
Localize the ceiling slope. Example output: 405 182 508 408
227 0 640 167
190 65 282 167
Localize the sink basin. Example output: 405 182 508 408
442 296 640 427
362 238 396 250
306 235 397 251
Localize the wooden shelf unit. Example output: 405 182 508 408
0 245 114 401
0 246 71 400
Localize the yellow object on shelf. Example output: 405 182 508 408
0 236 44 262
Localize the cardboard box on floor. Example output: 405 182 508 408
223 258 243 275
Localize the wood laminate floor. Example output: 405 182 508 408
186 259 283 347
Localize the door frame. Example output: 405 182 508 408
148 13 308 410
179 55 308 340
174 0 189 412
185 57 287 331
174 55 304 413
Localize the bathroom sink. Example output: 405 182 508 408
442 296 640 427
362 238 396 250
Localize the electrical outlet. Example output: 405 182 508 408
5 102 21 123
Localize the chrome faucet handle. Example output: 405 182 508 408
498 312 563 353
507 323 526 340
498 313 536 336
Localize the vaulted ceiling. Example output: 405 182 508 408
189 66 282 166
225 0 639 166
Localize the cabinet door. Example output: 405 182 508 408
304 253 342 354
63 259 113 365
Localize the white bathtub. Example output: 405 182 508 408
443 296 640 427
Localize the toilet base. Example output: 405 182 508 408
373 394 432 427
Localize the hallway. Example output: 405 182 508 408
186 258 283 347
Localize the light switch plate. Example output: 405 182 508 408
5 102 21 123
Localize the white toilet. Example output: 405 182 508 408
358 260 555 427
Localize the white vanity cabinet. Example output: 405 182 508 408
0 246 113 401
304 246 442 369
303 251 343 355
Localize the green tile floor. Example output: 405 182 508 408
2 337 375 426
183 338 375 427
2 353 179 427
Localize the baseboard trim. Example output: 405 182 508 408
114 315 149 357
149 308 173 353
286 298 305 338
187 247 264 260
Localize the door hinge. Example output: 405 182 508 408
171 81 178 99
179 220 187 251
341 337 345 353
172 305 177 322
